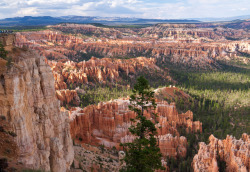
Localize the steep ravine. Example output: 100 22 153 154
0 35 74 171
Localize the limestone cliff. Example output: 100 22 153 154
192 134 250 172
0 36 74 171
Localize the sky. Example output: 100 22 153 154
0 0 249 19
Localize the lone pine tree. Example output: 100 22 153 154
120 76 164 172
0 43 7 59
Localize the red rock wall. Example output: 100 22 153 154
192 134 250 172
56 89 80 106
48 57 170 89
15 27 250 69
68 98 202 158
0 42 74 171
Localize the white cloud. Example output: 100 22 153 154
16 7 38 16
0 0 249 19
187 0 224 4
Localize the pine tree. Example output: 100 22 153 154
0 43 7 60
120 76 164 172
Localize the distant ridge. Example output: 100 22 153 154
192 15 250 22
0 16 200 27
0 15 250 27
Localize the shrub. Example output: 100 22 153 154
0 115 6 120
0 43 7 60
8 131 17 137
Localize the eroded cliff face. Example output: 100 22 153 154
192 134 250 172
140 24 249 40
15 28 250 69
68 92 202 158
0 42 74 171
56 89 80 106
48 56 170 91
49 23 250 40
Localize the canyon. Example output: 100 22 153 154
0 22 249 172
15 24 250 70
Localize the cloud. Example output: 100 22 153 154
0 0 249 19
16 7 38 16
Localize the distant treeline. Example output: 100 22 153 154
0 30 14 33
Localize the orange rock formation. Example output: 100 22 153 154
68 96 202 158
192 134 250 172
56 89 80 106
15 27 250 69
48 56 170 90
0 35 74 171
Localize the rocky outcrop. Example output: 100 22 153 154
72 144 120 172
192 134 250 172
154 86 190 102
56 89 80 106
68 96 202 158
49 24 125 39
140 24 249 40
48 57 171 89
0 33 15 46
49 23 250 40
0 38 74 171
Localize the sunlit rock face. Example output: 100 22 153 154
192 134 250 172
15 24 250 70
47 56 171 90
139 24 249 40
0 35 74 171
68 92 202 158
0 33 16 46
56 89 80 106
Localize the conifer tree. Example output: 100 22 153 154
120 76 164 172
0 43 7 60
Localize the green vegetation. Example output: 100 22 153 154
237 51 250 58
162 63 250 171
120 76 164 172
173 68 250 137
55 23 151 38
217 154 227 172
6 56 12 67
78 86 132 107
67 51 104 62
0 26 47 32
225 36 242 41
76 71 171 107
173 70 249 107
112 49 153 59
225 57 250 69
0 42 12 67
0 43 7 59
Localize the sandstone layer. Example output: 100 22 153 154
68 94 202 158
192 134 250 172
48 56 170 90
56 89 80 106
15 24 250 69
0 36 74 171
